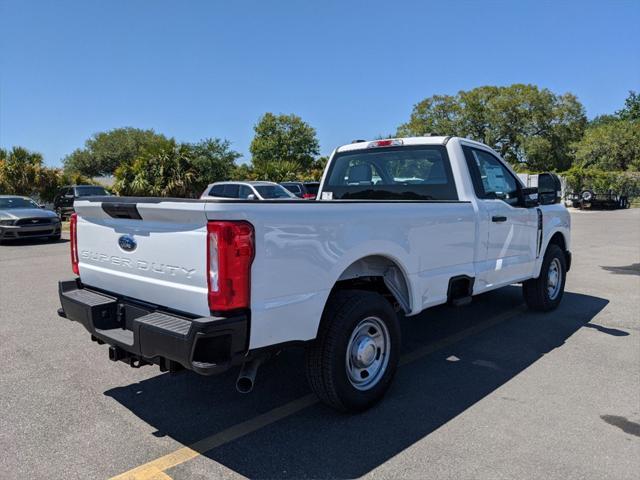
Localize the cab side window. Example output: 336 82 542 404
463 147 520 206
223 184 239 198
209 185 225 197
238 185 253 199
209 184 240 198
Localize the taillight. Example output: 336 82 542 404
207 221 254 312
70 213 79 275
303 193 316 200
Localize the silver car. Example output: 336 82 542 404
200 181 298 200
0 196 62 242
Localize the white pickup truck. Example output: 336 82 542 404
58 136 571 412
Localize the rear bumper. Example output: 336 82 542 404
58 279 248 375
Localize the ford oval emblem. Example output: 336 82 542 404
118 234 137 252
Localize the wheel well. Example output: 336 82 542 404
548 232 571 271
549 232 566 251
332 255 411 313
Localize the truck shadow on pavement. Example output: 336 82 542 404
105 286 609 479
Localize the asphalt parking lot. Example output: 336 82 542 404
1 209 639 480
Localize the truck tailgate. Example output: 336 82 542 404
73 199 210 316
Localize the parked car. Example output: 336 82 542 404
566 190 629 210
200 181 297 200
280 181 320 199
53 185 110 219
57 136 570 412
0 195 61 242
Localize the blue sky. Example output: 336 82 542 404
1 0 638 166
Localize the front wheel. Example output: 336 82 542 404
523 244 566 311
305 290 400 412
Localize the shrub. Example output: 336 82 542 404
562 167 640 197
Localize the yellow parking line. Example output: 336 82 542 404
110 395 317 480
111 305 526 480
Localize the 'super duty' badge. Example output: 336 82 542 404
118 234 137 252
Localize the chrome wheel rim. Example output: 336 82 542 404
547 258 562 300
345 316 390 391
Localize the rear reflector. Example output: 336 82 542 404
207 221 255 312
368 139 403 148
70 213 79 275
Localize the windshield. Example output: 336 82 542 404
75 186 108 197
0 197 39 209
324 145 458 200
254 185 296 199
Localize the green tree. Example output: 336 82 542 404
0 147 79 202
114 140 195 197
616 91 640 121
253 160 302 182
113 138 241 197
573 119 640 171
250 113 320 172
299 156 328 181
563 166 640 197
63 127 169 176
186 138 242 193
397 84 587 171
0 147 46 197
230 163 255 181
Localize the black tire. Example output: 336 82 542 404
305 290 401 412
523 244 566 311
581 189 594 202
50 232 62 242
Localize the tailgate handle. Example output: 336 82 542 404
491 215 507 223
102 203 142 220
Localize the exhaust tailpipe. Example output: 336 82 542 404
236 357 265 394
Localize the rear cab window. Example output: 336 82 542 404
323 145 458 200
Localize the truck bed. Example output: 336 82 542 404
74 196 477 349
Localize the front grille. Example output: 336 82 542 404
15 217 52 226
17 229 54 237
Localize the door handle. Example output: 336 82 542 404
492 215 507 223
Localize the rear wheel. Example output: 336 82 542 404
305 290 400 412
523 244 566 311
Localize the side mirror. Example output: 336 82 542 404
39 204 46 209
520 187 539 208
246 194 257 201
538 173 562 205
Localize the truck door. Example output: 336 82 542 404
462 146 537 289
